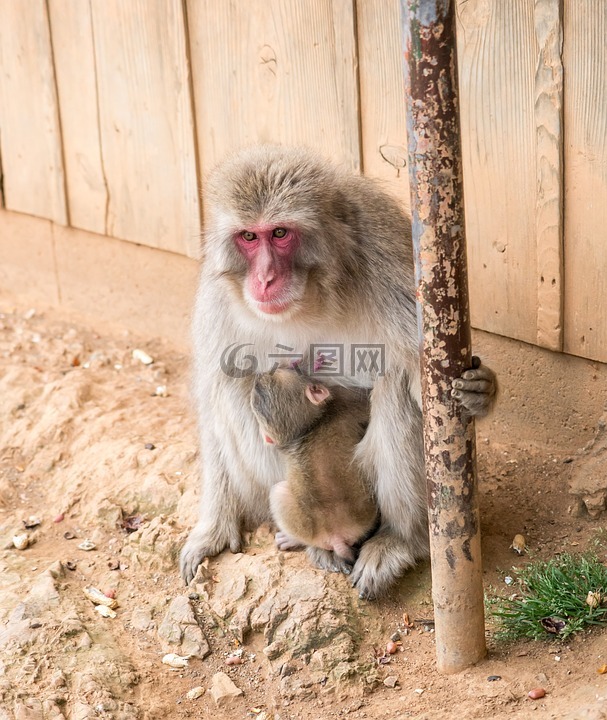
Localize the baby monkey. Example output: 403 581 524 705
251 367 378 574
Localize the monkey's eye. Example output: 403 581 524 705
272 228 287 239
242 231 257 242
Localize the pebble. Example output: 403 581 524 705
225 656 243 666
386 641 399 655
186 686 205 700
78 539 96 551
528 688 546 700
383 676 398 688
144 443 156 450
162 653 190 669
53 513 65 523
132 348 154 365
12 533 29 550
487 675 502 682
95 605 116 619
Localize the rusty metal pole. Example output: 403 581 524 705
401 0 486 672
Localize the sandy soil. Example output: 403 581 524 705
0 298 606 720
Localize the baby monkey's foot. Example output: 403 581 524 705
275 530 305 551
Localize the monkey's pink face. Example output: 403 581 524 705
235 224 302 317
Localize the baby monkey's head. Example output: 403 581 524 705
251 368 331 447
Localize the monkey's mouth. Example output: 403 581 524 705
256 299 293 315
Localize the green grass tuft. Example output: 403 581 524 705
489 553 607 641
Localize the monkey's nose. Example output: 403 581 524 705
257 271 275 290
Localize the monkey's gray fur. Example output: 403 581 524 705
180 145 497 598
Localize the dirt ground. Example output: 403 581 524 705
1 297 606 720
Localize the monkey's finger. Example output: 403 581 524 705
230 539 243 553
461 367 495 382
451 379 493 394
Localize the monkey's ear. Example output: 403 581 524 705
305 384 331 406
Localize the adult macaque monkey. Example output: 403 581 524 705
180 146 497 598
250 368 377 573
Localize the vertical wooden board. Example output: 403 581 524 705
90 0 201 257
456 0 538 344
48 0 107 236
356 0 410 208
187 0 360 179
534 0 563 351
563 2 607 362
0 0 67 224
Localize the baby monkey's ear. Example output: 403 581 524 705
305 383 331 406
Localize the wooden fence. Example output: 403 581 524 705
0 1 605 361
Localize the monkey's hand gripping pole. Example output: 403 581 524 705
401 0 486 672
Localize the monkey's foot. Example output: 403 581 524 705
350 531 417 600
306 547 354 575
275 531 305 552
451 356 497 417
180 524 242 585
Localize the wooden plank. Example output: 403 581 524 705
89 0 201 257
0 0 67 224
563 1 607 362
187 0 360 178
456 0 538 344
534 0 564 351
48 0 107 236
356 0 409 208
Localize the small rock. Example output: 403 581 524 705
78 539 96 551
95 605 116 619
13 533 29 550
24 516 41 529
487 675 502 682
386 641 399 654
225 656 243 666
144 443 156 450
390 631 401 642
209 672 244 707
186 686 205 700
132 348 154 365
162 653 189 668
64 560 77 571
53 514 65 523
383 676 399 688
528 688 546 700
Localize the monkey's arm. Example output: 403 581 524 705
451 356 497 417
180 431 244 584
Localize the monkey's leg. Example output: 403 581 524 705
451 356 497 417
350 372 429 599
180 439 244 584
